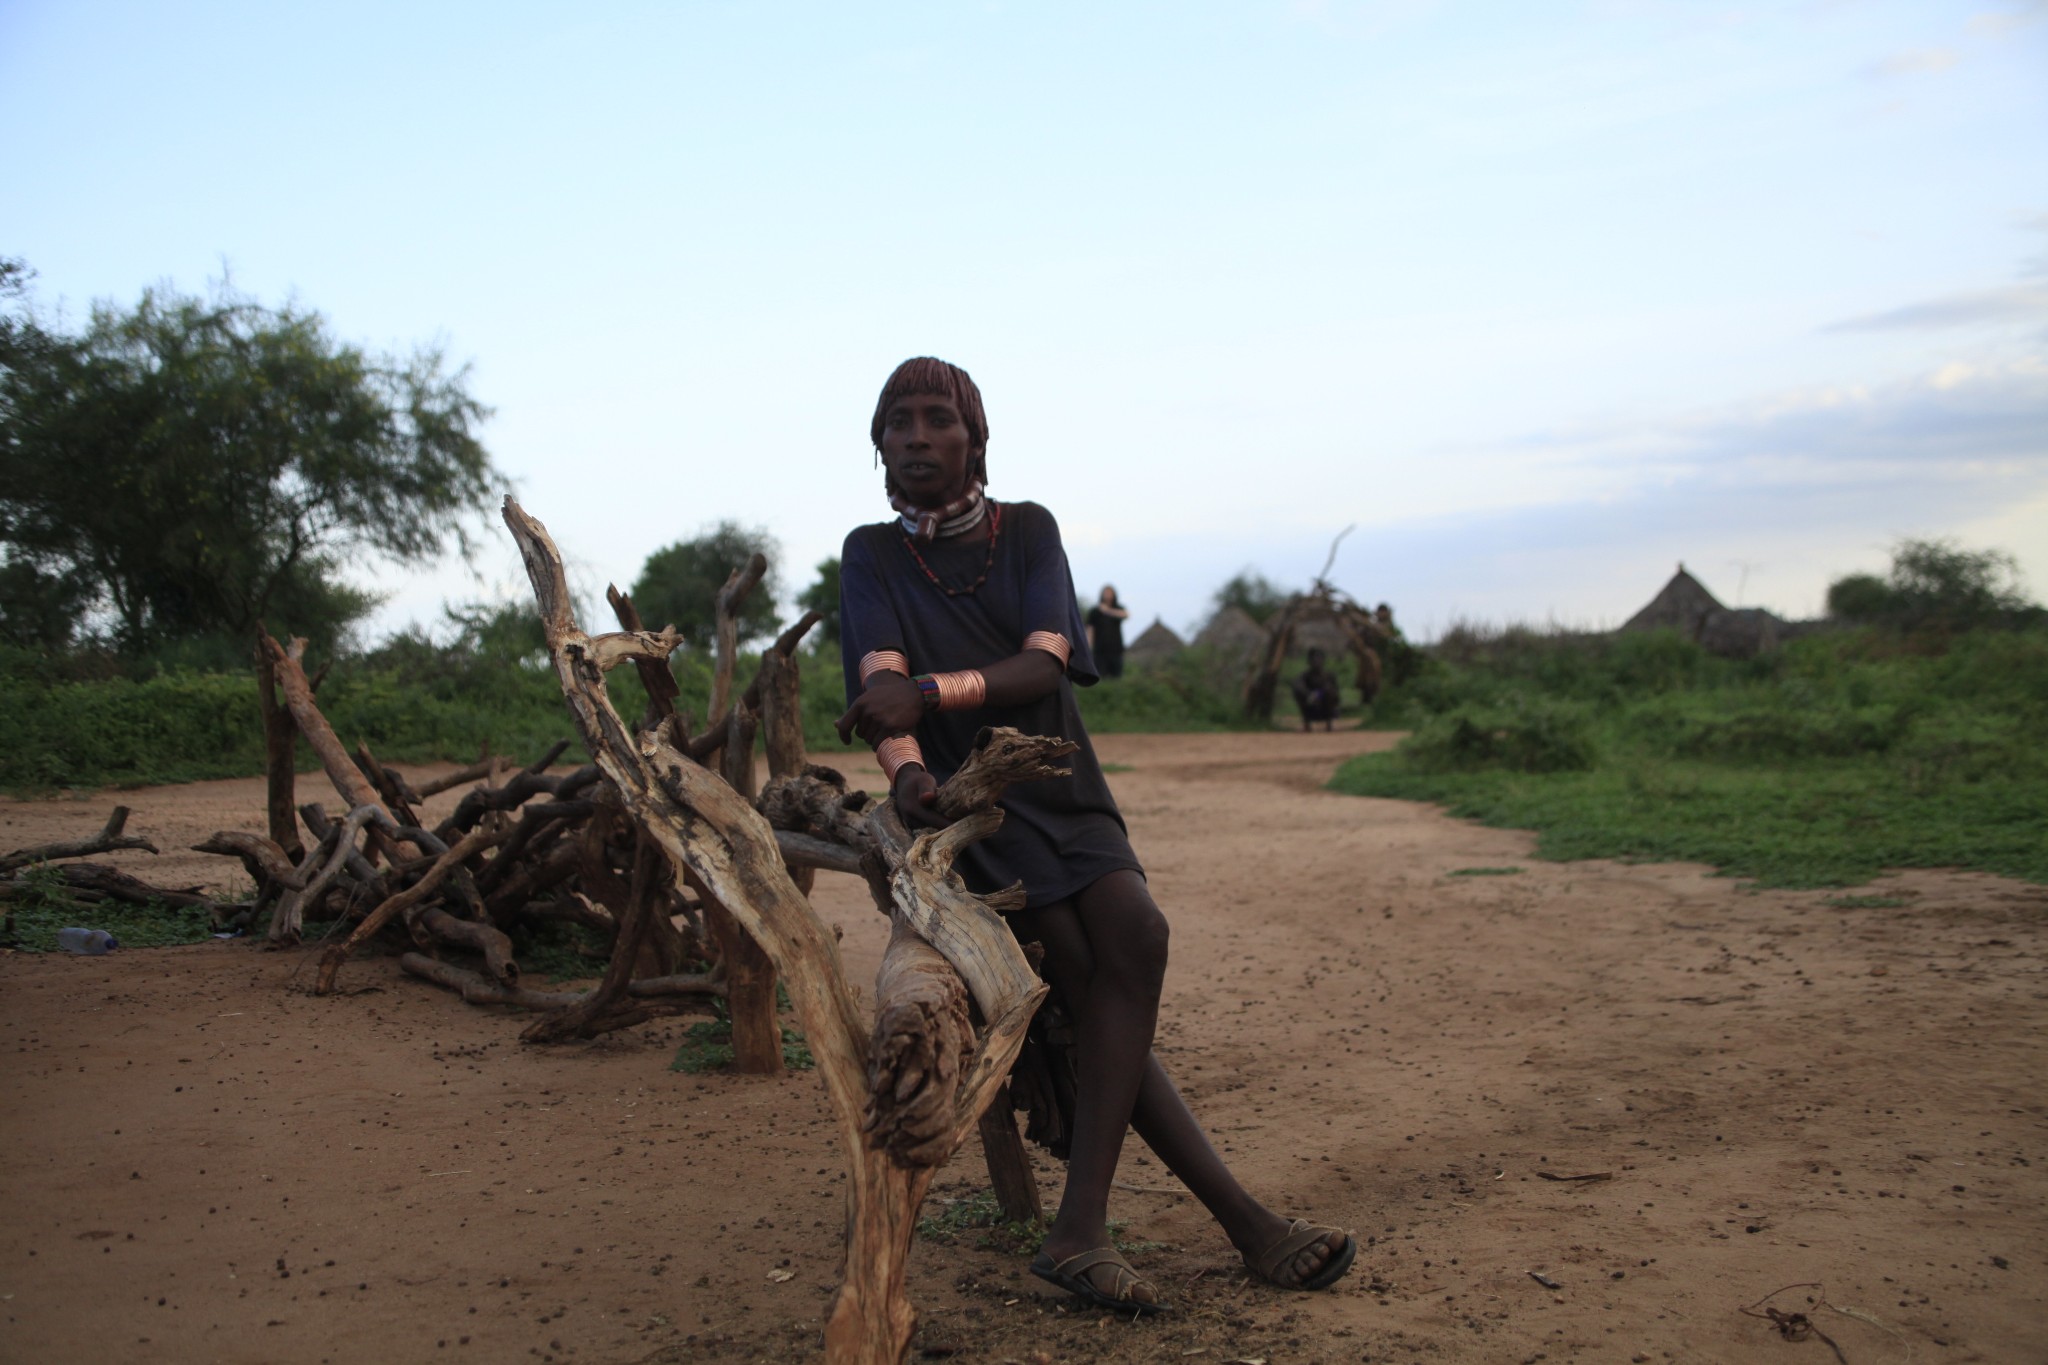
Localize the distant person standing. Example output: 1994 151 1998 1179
1085 586 1130 679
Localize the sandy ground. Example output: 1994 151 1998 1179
2 728 2044 1365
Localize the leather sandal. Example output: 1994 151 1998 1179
1244 1219 1358 1291
1028 1246 1168 1315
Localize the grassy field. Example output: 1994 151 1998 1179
0 639 1257 792
1332 624 2048 887
7 622 2041 896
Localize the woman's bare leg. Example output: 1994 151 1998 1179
1015 875 1349 1290
1015 872 1168 1302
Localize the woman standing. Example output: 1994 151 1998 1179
836 357 1356 1314
1086 585 1130 678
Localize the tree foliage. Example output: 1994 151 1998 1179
629 521 781 650
0 262 498 657
1826 538 2037 632
1209 568 1288 625
797 556 841 653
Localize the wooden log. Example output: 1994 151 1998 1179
482 835 581 921
698 871 784 1076
776 829 866 876
607 585 683 733
263 634 418 866
298 803 379 888
865 919 975 1165
400 953 584 1010
506 496 1048 1365
712 701 783 1074
192 831 306 890
40 864 211 910
314 823 506 993
1 807 158 875
435 765 600 842
755 611 821 897
708 551 769 727
471 798 596 895
273 803 386 945
522 836 664 1042
1242 598 1302 719
416 906 520 984
254 640 305 862
354 741 425 824
977 1083 1042 1223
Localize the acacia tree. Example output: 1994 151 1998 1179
1826 538 2038 632
630 521 781 650
0 263 499 656
797 555 841 653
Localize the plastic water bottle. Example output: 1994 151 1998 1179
55 928 119 955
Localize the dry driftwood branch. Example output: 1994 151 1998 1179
584 627 689 674
264 634 421 867
400 953 583 1009
435 765 599 843
521 837 664 1043
505 495 1047 1365
607 584 684 736
299 803 380 889
270 803 387 946
932 727 1080 823
26 863 211 910
254 640 305 862
708 551 770 727
1 807 158 875
314 823 506 992
864 919 976 1166
416 907 520 984
776 829 866 876
193 831 307 890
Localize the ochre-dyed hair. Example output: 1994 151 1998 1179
870 357 990 487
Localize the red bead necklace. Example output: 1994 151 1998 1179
901 502 1003 596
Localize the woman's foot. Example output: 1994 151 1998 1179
1029 1237 1165 1314
1231 1210 1357 1290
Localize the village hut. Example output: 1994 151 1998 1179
1621 563 1793 659
1123 617 1186 671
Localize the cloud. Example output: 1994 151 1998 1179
1606 359 2048 477
1870 47 1961 76
1096 359 2048 637
1825 282 2048 332
1968 2 2048 38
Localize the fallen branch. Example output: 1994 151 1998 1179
1 807 159 875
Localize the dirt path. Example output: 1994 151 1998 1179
3 730 2044 1364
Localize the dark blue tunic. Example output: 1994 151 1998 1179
839 501 1144 909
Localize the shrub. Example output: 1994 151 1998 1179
1398 699 1597 773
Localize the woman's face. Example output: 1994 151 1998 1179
880 392 978 509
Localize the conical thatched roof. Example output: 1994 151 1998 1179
1622 564 1724 635
1195 604 1267 655
1127 617 1185 655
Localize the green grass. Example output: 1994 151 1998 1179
1331 625 2048 889
1448 866 1524 877
1 864 221 951
668 1010 815 1073
913 1188 1160 1258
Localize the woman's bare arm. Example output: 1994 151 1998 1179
834 647 1066 747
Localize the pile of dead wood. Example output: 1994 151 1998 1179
7 497 1084 1363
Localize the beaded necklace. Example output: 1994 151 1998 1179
900 501 1003 597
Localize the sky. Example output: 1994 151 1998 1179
4 0 2044 644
